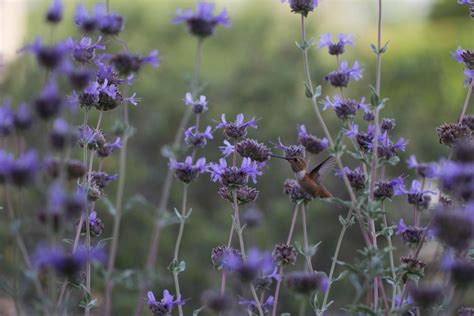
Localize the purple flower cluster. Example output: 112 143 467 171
173 2 230 38
319 32 354 56
325 61 363 88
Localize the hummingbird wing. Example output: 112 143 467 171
309 156 337 182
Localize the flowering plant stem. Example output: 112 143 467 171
271 204 300 316
134 38 203 316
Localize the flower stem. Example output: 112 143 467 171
458 82 473 124
299 14 371 247
301 204 314 272
134 38 203 316
271 204 300 316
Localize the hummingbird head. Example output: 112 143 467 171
271 155 307 173
286 157 307 173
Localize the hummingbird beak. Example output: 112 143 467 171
270 154 288 160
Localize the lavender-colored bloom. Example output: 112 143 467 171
241 207 263 228
173 2 231 38
97 137 122 158
211 245 241 270
322 95 367 119
95 4 124 35
280 0 319 17
402 180 435 207
66 159 87 180
218 185 259 205
216 113 257 139
297 125 329 155
438 160 474 201
325 61 363 88
239 296 274 315
10 150 39 187
432 208 474 250
208 157 262 186
74 4 98 33
184 125 213 148
335 166 366 191
319 32 353 56
67 36 105 64
22 37 68 70
406 155 437 178
147 290 184 315
76 125 106 150
89 171 118 188
184 92 208 114
409 284 443 308
224 248 276 283
0 150 14 183
0 99 14 136
374 176 405 200
275 139 305 158
13 102 33 131
47 181 66 215
286 271 329 294
381 118 396 131
81 211 105 237
437 122 472 146
373 132 407 160
236 138 272 162
346 124 375 153
46 0 63 24
201 290 232 313
219 140 234 157
396 218 426 246
283 179 313 203
458 0 473 5
272 243 297 266
50 118 74 149
363 110 375 121
169 156 207 183
34 80 63 120
107 50 160 75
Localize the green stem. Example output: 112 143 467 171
301 204 314 272
134 38 204 316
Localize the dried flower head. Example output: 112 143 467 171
281 0 319 17
236 138 271 162
211 245 241 270
272 243 297 266
218 185 259 205
275 139 305 158
283 179 313 204
437 122 471 146
335 166 366 191
286 271 329 294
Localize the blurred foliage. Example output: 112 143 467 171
0 0 473 314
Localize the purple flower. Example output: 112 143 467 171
67 36 105 64
438 160 474 201
458 0 473 4
239 296 274 315
14 102 33 131
0 150 14 183
283 179 313 203
22 37 68 70
184 92 208 114
10 150 39 187
280 0 319 16
395 218 426 246
236 138 272 162
169 156 207 183
325 61 363 88
184 125 213 148
374 176 405 200
208 157 262 186
286 271 329 294
95 4 124 35
211 245 241 270
224 248 276 283
146 290 184 316
0 99 14 136
76 125 106 150
319 32 353 56
216 113 257 139
372 132 407 160
46 0 63 24
89 171 118 188
451 47 474 84
432 208 474 250
275 138 305 158
97 137 122 158
219 140 234 157
104 50 160 75
81 211 105 237
297 125 329 155
335 166 366 191
322 95 367 119
74 4 99 33
402 180 435 207
34 80 63 120
173 2 230 38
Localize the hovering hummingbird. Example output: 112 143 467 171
272 155 336 198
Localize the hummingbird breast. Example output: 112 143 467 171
298 175 333 198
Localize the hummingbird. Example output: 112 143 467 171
272 155 336 198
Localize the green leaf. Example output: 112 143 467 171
380 41 390 54
281 313 291 316
332 270 349 283
304 82 313 98
100 197 116 216
168 259 186 273
386 156 400 166
313 85 322 98
160 144 176 159
370 43 378 54
193 306 206 315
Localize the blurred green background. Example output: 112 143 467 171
0 0 472 314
